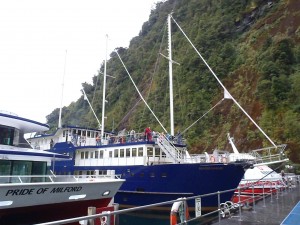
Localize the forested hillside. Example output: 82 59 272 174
46 0 300 164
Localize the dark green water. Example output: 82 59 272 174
119 211 218 225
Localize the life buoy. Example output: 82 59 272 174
170 198 189 225
210 155 215 163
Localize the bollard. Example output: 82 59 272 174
276 183 279 200
238 187 242 221
183 198 188 225
262 183 266 207
252 186 256 213
270 182 273 203
218 191 221 224
113 203 119 225
87 207 96 225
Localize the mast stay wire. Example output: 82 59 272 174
113 21 168 133
181 98 224 136
137 21 168 132
86 68 101 128
171 15 277 148
115 50 168 134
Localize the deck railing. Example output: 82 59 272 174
33 175 300 225
0 174 122 184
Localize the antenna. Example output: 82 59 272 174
58 49 67 128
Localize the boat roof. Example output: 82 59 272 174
0 111 49 133
28 125 113 140
0 144 70 160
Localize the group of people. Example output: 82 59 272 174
92 127 183 146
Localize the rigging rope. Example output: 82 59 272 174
115 50 168 133
138 21 168 133
181 98 224 136
87 70 100 128
171 15 277 148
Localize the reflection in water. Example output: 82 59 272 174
119 210 217 225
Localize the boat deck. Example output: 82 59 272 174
213 184 300 225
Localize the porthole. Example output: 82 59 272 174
102 190 111 196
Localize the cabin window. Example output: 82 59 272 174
81 152 84 159
78 130 82 135
155 148 160 157
162 151 166 158
126 148 130 157
31 161 47 177
0 125 14 146
85 151 89 159
114 149 119 158
82 130 86 137
87 131 90 137
68 152 73 158
120 149 125 158
0 161 11 175
147 147 153 157
0 160 46 182
63 130 66 137
132 148 137 157
100 150 104 159
95 151 99 159
109 151 112 158
91 131 94 138
90 152 94 158
138 147 143 157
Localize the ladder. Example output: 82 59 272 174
157 134 183 163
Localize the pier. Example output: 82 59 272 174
212 179 300 225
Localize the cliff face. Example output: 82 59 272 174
47 0 300 163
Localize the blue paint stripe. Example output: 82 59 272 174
0 149 69 160
281 201 300 225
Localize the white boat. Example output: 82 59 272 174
218 133 288 204
0 111 124 224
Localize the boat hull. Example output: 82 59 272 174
0 180 124 224
0 198 112 225
65 163 247 212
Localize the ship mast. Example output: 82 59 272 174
58 50 67 128
101 35 108 140
168 14 174 136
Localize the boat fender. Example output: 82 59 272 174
210 155 215 163
170 198 189 225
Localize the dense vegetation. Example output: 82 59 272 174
46 0 300 164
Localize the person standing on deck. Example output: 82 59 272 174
130 129 135 142
145 127 152 141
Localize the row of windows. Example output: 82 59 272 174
80 147 166 159
63 129 101 139
73 170 168 178
0 160 47 176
